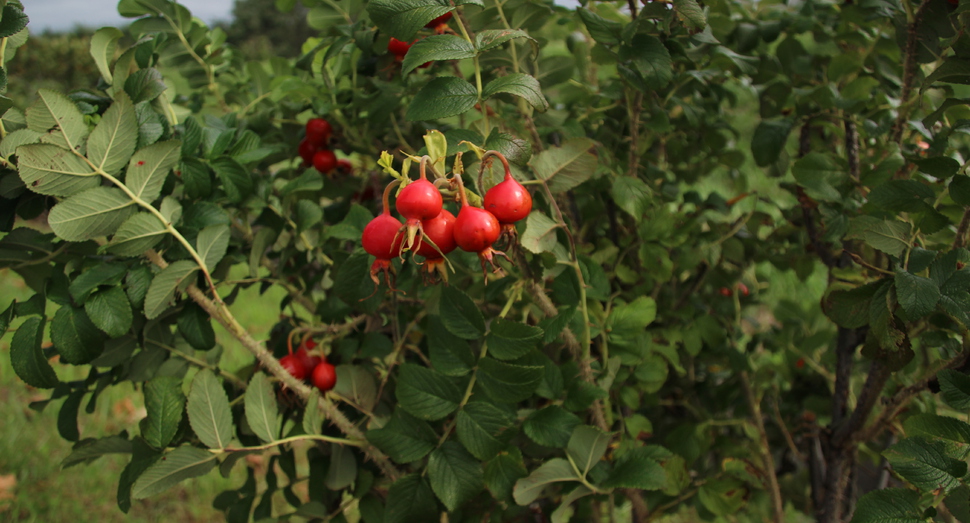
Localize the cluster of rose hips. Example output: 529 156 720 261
361 150 532 292
298 118 352 175
386 12 454 65
279 337 337 392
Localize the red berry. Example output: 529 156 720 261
336 159 353 173
396 178 443 222
454 206 500 253
296 346 322 374
719 287 732 297
280 354 306 381
484 175 532 225
425 11 453 28
312 361 338 392
415 209 457 259
796 358 806 369
306 118 332 145
738 283 750 296
313 149 338 173
363 213 404 260
388 38 412 57
298 138 318 167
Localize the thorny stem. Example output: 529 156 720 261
453 7 489 133
891 0 932 147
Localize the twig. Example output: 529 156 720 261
741 371 784 523
953 209 970 250
891 0 933 146
832 361 891 447
627 91 643 177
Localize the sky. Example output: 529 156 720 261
27 0 583 33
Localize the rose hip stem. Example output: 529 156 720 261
478 149 513 195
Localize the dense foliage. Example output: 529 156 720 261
7 0 970 521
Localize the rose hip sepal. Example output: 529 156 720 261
395 157 443 254
415 208 456 283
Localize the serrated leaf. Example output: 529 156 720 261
68 263 128 304
144 376 186 449
367 409 439 463
524 406 581 448
402 35 476 75
130 446 217 499
612 176 652 217
177 303 215 351
484 449 527 501
368 0 482 40
475 29 537 53
868 180 935 212
439 285 485 340
849 488 922 523
125 68 167 104
521 211 559 254
333 365 378 413
428 315 475 377
905 413 970 444
578 9 622 45
62 435 133 469
750 118 793 167
196 224 230 272
187 370 233 449
385 474 438 523
457 402 515 460
106 213 166 256
211 157 253 203
406 76 478 121
326 443 357 491
17 143 99 197
85 286 133 338
895 270 940 319
10 316 58 389
619 35 672 91
672 0 706 29
88 92 138 175
512 458 578 506
939 369 970 410
486 318 542 360
483 73 548 112
951 175 970 206
566 425 612 477
602 447 666 489
144 260 198 320
245 373 280 443
885 436 967 494
48 187 136 241
792 152 846 202
848 216 912 258
1 128 41 158
396 363 462 420
428 441 484 511
0 5 29 39
51 306 104 365
477 358 542 403
530 138 597 193
90 27 124 84
26 89 89 152
607 296 657 347
125 140 180 203
699 477 747 516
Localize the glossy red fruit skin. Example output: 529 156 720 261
484 177 532 224
388 38 412 57
295 346 322 374
313 149 338 173
425 11 453 28
396 179 443 222
312 362 338 392
454 206 501 253
363 214 404 260
416 209 456 258
336 159 353 173
298 138 318 166
306 118 332 145
280 354 306 381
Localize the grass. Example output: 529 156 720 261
0 266 291 522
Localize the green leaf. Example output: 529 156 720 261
302 390 322 435
406 77 478 121
439 285 485 340
177 303 215 351
88 92 138 175
524 406 581 448
428 315 475 377
211 157 253 203
384 474 439 523
486 318 542 361
245 373 280 443
904 414 970 443
512 458 578 506
26 89 89 152
1 128 41 158
566 425 612 477
368 0 482 40
90 27 124 84
294 200 323 233
279 169 323 196
477 358 543 403
483 73 549 112
457 402 515 460
822 281 882 329
196 224 230 272
125 68 167 104
923 58 970 93
144 260 198 320
187 369 234 449
0 299 16 339
611 176 652 218
367 409 438 463
125 140 180 203
402 35 476 75
48 187 136 241
62 435 133 469
117 440 161 513
868 180 935 212
484 449 527 501
607 296 657 347
144 376 186 449
849 488 924 523
792 152 846 202
103 212 158 264
85 287 133 338
396 363 462 420
521 211 559 254
578 9 622 45
332 365 378 413
951 175 970 206
939 369 970 410
10 317 59 389
428 443 484 512
130 446 217 500
0 5 29 38
750 119 793 167
17 144 99 197
326 443 357 491
58 389 84 442
475 29 537 54
51 306 104 365
68 263 128 304
884 436 967 493
602 447 666 489
531 138 597 193
619 35 673 91
895 270 940 319
672 0 707 29
698 477 747 516
847 216 911 258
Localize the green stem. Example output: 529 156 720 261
146 338 248 389
453 7 489 133
217 433 365 453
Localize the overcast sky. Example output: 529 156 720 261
27 0 583 33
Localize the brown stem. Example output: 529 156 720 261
381 179 401 216
624 488 648 522
831 327 860 426
741 371 784 523
627 91 643 177
832 361 891 447
845 118 860 180
953 209 970 250
891 0 932 146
